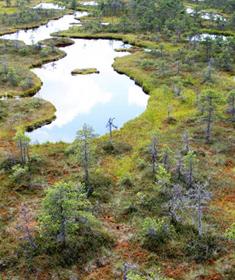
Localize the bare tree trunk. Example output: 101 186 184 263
163 151 169 170
198 193 203 237
182 131 190 154
176 154 183 180
25 223 37 249
123 263 128 280
206 107 213 144
109 126 112 139
152 160 156 175
20 205 37 249
188 159 193 188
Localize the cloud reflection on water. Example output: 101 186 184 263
1 11 149 143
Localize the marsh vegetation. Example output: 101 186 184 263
0 0 234 279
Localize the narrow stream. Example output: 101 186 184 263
1 4 149 143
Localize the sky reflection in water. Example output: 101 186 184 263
30 39 149 143
1 10 149 143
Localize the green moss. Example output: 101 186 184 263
0 3 235 278
200 28 235 37
58 29 179 51
0 98 56 140
0 40 66 97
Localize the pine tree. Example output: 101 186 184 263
199 89 223 143
74 124 97 196
14 130 30 164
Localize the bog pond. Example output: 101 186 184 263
1 6 149 143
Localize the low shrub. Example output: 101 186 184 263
19 47 30 56
89 171 113 190
102 140 132 155
119 174 134 188
185 234 223 263
122 204 139 216
125 267 174 280
87 171 114 202
225 223 235 240
28 99 42 109
37 182 113 265
7 68 20 86
101 141 115 154
40 48 50 57
28 154 45 173
136 159 147 170
10 164 29 185
0 155 19 171
141 217 175 250
127 271 146 280
20 77 34 90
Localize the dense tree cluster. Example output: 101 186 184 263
0 7 62 26
197 0 235 13
37 181 110 264
98 0 194 34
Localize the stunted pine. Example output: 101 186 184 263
18 204 37 250
74 124 96 196
14 130 30 164
167 184 185 223
199 89 223 144
185 182 211 237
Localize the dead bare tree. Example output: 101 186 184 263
182 131 190 154
167 184 185 223
17 204 37 252
185 182 211 237
106 117 118 140
162 147 171 171
175 152 183 180
184 151 197 188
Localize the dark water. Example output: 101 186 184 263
1 5 149 143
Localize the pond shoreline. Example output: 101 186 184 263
0 8 147 142
0 3 152 143
0 11 71 36
2 4 234 141
26 37 148 143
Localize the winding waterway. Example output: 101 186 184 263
1 4 149 143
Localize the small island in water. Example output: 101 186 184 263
71 68 100 75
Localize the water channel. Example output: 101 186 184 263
1 3 149 143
